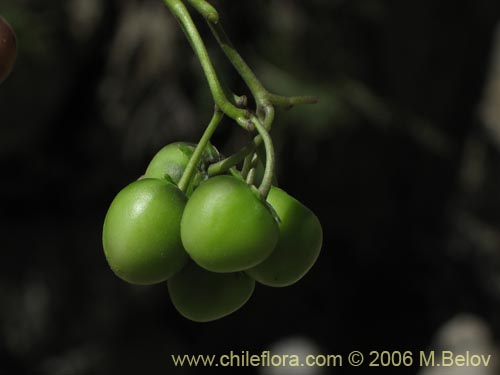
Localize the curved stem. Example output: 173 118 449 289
240 152 254 179
164 0 316 197
229 167 245 181
185 0 219 23
251 117 274 199
206 19 318 109
207 22 267 105
163 0 251 130
246 167 256 185
207 105 275 176
207 145 252 176
178 108 224 192
262 104 275 130
245 154 258 185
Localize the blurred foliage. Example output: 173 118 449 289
1 0 500 374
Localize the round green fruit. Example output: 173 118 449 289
102 178 189 285
0 16 17 83
180 175 279 273
168 262 255 322
246 186 323 287
144 142 219 195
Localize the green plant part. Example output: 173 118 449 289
0 16 17 83
246 154 278 187
101 0 321 322
144 141 219 195
180 175 279 273
246 186 323 287
168 261 255 322
102 178 189 285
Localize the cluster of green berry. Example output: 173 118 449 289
102 142 322 322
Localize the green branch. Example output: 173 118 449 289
164 0 318 200
185 0 219 23
250 117 274 198
207 105 275 177
206 18 318 110
163 0 251 130
178 108 224 192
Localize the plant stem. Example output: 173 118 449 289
240 153 254 179
229 167 245 181
206 20 318 109
163 0 251 130
185 0 219 23
207 22 267 105
207 105 275 176
250 117 275 199
164 0 317 197
178 108 224 193
246 167 256 185
207 145 251 176
245 154 258 185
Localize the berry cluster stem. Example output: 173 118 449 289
163 0 317 200
163 0 251 130
178 108 224 193
207 105 275 177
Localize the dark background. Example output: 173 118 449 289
2 0 500 374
